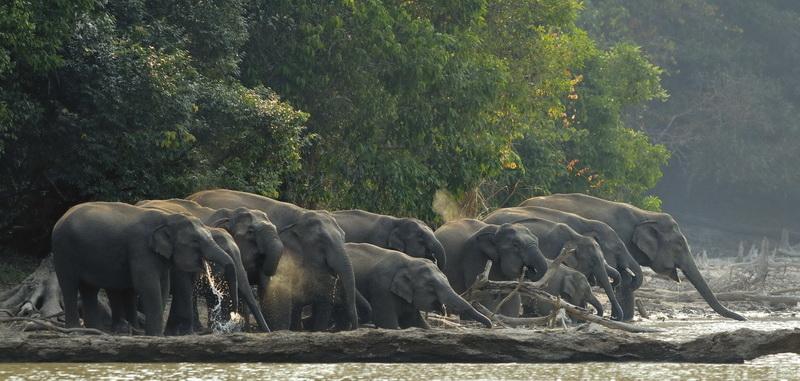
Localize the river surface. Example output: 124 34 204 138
0 317 798 380
1 356 800 381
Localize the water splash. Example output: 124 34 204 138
204 261 243 333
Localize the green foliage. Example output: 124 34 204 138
0 1 305 248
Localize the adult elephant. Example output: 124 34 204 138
332 210 446 270
483 206 642 319
520 193 746 321
434 219 549 316
481 215 624 321
137 199 280 332
344 243 492 329
52 202 238 336
187 189 358 330
527 263 604 317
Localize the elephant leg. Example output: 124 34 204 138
78 284 101 329
107 289 132 334
400 311 430 329
311 302 334 331
136 280 165 336
290 304 304 331
371 298 400 329
165 270 194 336
59 276 81 329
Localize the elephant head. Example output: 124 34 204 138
279 210 359 329
392 259 492 327
387 218 447 270
560 269 604 316
152 214 238 308
471 223 549 282
209 207 284 278
632 214 745 321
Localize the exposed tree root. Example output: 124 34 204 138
0 317 106 335
0 255 63 318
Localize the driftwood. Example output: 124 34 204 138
636 288 800 305
0 317 107 335
472 302 550 328
463 248 660 333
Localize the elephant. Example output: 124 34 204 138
526 262 604 317
187 189 358 331
433 219 549 317
332 210 447 270
520 193 746 321
52 202 238 336
483 206 642 316
481 214 624 320
137 199 281 332
343 242 492 329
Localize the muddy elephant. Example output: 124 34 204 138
344 243 492 329
137 199 280 332
520 193 746 321
481 215 623 320
527 263 603 317
187 189 358 331
434 219 549 316
52 202 238 336
332 210 447 270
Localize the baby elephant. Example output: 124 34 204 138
527 263 603 317
345 243 492 329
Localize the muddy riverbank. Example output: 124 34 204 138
0 325 797 363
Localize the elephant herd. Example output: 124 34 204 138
51 190 745 336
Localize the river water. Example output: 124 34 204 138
1 356 799 381
0 316 798 380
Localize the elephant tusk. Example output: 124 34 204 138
626 268 636 277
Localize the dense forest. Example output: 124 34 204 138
2 0 795 258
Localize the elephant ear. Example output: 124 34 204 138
474 225 499 260
150 225 172 259
562 279 578 302
387 225 406 252
209 217 231 229
390 268 414 303
632 221 659 262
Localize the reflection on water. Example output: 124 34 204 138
1 355 799 381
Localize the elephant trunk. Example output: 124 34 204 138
525 246 549 282
257 225 283 276
605 264 621 287
587 293 604 317
327 246 359 330
231 250 270 332
594 265 623 320
615 279 636 321
626 258 644 290
430 239 447 271
439 287 493 328
677 255 746 321
223 264 240 316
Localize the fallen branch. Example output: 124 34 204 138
473 302 550 328
0 317 107 335
464 249 660 333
